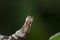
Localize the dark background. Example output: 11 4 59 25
0 0 60 40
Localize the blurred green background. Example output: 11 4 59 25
0 0 60 40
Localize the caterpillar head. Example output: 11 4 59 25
25 16 33 27
26 16 33 22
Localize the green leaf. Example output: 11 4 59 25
49 32 60 40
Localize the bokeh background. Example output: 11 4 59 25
0 0 60 40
